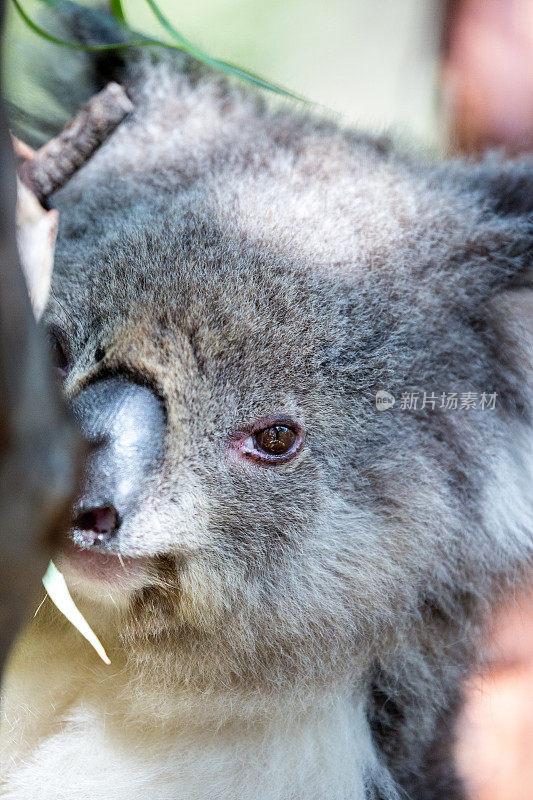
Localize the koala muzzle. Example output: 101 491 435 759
70 377 165 547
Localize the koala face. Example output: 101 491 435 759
48 199 389 685
43 61 532 690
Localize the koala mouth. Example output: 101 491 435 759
57 505 150 593
59 539 148 591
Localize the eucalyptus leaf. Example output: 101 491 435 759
11 0 165 52
11 0 304 100
141 0 299 96
42 561 111 664
109 0 126 23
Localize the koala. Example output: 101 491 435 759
1 5 532 800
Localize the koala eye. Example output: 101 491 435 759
48 326 71 377
255 426 296 455
238 421 302 463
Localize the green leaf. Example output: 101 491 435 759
141 0 303 98
109 0 126 23
11 0 164 52
42 561 111 664
11 0 305 101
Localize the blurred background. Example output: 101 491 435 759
4 0 443 148
3 1 533 799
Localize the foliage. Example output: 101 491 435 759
10 0 304 99
42 561 111 664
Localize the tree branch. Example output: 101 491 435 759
18 82 133 203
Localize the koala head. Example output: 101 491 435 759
34 10 532 694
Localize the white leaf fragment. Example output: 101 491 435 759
42 561 111 665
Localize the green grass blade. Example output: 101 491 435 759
109 0 126 23
11 0 185 52
13 0 304 100
141 0 304 99
142 0 195 50
42 561 111 664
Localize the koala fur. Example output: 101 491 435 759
1 5 532 799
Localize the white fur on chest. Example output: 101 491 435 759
0 618 377 800
1 696 373 800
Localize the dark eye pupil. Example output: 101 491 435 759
255 425 295 455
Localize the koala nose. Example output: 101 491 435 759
73 504 120 546
70 377 165 547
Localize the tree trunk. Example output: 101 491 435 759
0 0 84 673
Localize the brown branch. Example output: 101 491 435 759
18 82 133 203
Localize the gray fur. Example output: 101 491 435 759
3 5 533 799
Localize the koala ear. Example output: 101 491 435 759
7 1 129 147
472 158 533 293
474 161 533 406
457 159 533 309
476 159 533 219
